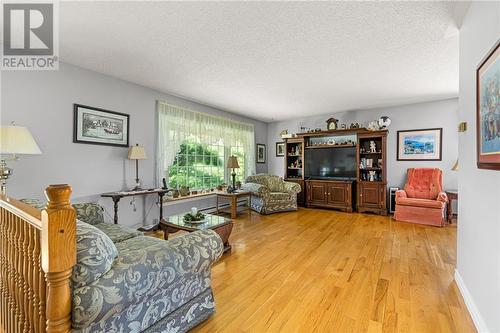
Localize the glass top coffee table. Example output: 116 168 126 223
159 213 233 253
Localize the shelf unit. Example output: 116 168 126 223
284 128 388 214
356 131 387 215
284 138 305 205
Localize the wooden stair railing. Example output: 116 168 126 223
0 184 76 333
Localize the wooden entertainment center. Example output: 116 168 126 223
284 128 388 215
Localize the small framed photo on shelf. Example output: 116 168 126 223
257 143 266 163
397 128 442 161
73 104 129 147
276 142 285 157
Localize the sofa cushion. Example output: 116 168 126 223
403 168 442 200
72 220 118 289
246 174 285 192
396 197 445 209
72 230 223 330
93 223 143 243
267 177 285 192
73 202 105 225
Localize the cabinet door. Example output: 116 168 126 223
359 183 380 207
308 182 328 204
327 183 349 206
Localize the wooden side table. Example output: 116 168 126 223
445 190 458 223
101 188 168 224
216 191 251 219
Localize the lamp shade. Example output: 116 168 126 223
451 159 459 171
128 144 147 160
0 125 42 154
227 156 240 169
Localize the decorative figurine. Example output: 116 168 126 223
280 129 293 139
369 140 377 153
326 118 339 131
378 116 391 129
368 171 376 181
367 121 380 131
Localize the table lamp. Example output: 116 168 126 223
128 144 147 190
0 123 42 195
226 156 240 192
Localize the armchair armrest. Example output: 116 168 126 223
241 182 270 196
395 190 407 204
437 192 448 203
167 229 224 273
283 181 301 194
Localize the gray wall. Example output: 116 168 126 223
456 2 500 332
1 62 268 227
267 98 459 190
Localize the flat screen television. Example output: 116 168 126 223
304 147 357 180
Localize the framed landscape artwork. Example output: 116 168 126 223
257 143 266 163
477 40 500 170
73 104 129 147
276 142 285 157
397 128 442 161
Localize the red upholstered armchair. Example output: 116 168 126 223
394 168 448 227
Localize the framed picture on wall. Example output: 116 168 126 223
257 143 266 163
476 39 500 170
276 142 285 157
74 104 130 147
397 128 442 161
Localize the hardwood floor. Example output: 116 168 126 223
185 208 475 332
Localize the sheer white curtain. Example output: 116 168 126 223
156 100 256 185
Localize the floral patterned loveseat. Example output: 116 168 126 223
241 174 301 214
21 200 224 333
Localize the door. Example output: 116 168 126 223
327 183 349 206
307 181 328 205
359 183 381 208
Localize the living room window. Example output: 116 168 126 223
157 101 254 189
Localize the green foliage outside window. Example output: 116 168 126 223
168 140 245 189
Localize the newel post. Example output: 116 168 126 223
41 184 76 333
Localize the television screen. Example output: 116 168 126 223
304 147 357 179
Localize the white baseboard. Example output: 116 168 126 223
454 269 490 332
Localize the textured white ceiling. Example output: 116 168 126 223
59 1 466 122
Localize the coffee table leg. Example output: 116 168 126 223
247 195 251 217
231 197 237 219
214 222 233 253
161 225 169 240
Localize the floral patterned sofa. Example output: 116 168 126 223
241 174 301 214
21 200 223 333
